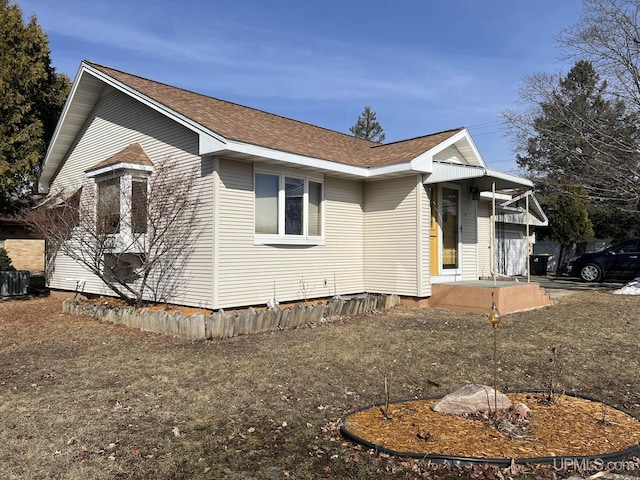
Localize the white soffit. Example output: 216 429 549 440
423 163 486 184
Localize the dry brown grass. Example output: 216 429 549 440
1 291 639 479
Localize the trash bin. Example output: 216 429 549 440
529 254 550 275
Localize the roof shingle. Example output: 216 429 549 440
87 62 463 168
86 143 153 173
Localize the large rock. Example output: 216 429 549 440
431 384 512 415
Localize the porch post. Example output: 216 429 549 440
526 191 531 283
492 182 496 286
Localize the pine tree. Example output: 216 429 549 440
349 106 386 143
0 248 15 271
0 0 71 214
538 187 594 272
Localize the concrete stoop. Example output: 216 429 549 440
429 281 554 315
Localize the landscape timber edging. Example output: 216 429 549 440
62 294 401 341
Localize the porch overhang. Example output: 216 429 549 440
422 163 485 184
421 164 533 191
475 167 534 190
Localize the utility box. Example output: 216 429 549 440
0 271 30 297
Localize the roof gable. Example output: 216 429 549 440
40 61 532 193
85 143 153 174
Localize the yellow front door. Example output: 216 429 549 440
441 187 459 269
429 186 439 276
429 186 459 276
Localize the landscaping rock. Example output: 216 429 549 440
431 384 512 415
513 401 531 418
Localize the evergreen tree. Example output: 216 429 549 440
538 187 594 272
0 247 15 271
0 0 71 214
349 106 386 143
507 61 640 211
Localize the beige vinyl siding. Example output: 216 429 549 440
48 87 215 307
477 200 492 278
419 183 431 297
364 175 422 296
215 158 364 309
460 187 479 280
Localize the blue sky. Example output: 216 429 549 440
20 0 584 173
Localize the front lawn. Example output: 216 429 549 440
0 292 638 479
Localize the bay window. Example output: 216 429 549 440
131 179 148 234
255 171 324 244
97 177 121 235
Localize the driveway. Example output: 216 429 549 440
526 274 624 300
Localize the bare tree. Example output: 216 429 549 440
22 158 200 307
559 0 640 110
503 61 640 211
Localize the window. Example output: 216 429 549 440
308 180 322 236
131 180 148 234
254 171 324 243
255 174 279 234
95 175 149 238
285 177 303 235
97 177 121 234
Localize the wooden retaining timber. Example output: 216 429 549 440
62 294 401 341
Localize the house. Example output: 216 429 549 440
40 61 549 312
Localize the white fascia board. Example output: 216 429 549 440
82 63 228 149
484 167 534 188
220 139 369 176
85 163 154 178
39 63 91 193
502 191 549 226
40 63 228 193
455 128 486 167
199 134 227 154
368 161 419 177
214 139 429 178
409 150 434 173
479 191 512 201
431 128 485 166
409 128 484 172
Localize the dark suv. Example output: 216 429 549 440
567 238 640 282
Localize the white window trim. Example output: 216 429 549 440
254 167 325 246
90 167 152 253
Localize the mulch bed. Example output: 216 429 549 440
342 392 640 460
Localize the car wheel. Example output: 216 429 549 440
580 263 603 282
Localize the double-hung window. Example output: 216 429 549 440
255 170 324 244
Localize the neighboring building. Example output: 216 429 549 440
39 61 542 309
0 217 45 274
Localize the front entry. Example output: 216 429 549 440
429 185 461 280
